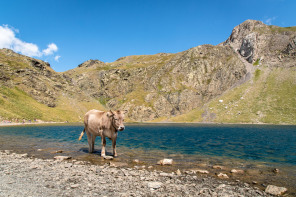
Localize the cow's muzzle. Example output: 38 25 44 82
118 126 125 131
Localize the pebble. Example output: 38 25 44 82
148 182 163 189
176 169 182 176
273 168 280 173
70 184 80 188
0 151 272 196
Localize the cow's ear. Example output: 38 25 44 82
107 112 114 117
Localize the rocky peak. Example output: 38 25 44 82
224 20 265 46
222 20 296 66
78 59 105 68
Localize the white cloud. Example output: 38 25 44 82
54 55 61 62
265 17 277 25
0 24 58 57
43 43 58 55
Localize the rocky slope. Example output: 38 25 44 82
65 20 295 123
0 20 295 123
65 45 247 121
0 48 104 122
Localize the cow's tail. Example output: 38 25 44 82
78 128 85 141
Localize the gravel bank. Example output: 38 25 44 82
0 150 272 197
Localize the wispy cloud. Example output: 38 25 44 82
265 17 277 25
54 55 61 62
0 24 58 58
43 43 58 55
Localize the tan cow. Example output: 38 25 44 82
78 109 126 157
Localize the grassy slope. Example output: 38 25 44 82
0 86 105 122
169 66 296 124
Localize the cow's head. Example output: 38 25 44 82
107 110 127 131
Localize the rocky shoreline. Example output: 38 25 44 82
0 150 278 197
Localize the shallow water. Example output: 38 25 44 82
0 123 295 195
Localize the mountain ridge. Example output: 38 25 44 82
0 20 295 124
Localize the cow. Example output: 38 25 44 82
78 109 127 157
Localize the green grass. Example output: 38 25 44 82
253 59 260 66
0 86 105 122
207 67 296 124
168 67 296 124
254 69 261 80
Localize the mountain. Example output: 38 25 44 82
0 20 295 124
0 49 104 122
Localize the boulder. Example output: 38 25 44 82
216 173 229 179
265 185 287 196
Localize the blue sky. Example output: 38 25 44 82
0 0 295 72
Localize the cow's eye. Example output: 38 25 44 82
114 118 118 121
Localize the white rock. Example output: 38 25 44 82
70 184 80 188
103 156 114 160
265 185 287 196
176 169 182 175
148 182 163 189
219 100 223 103
230 169 244 174
196 170 209 174
157 159 173 165
216 173 229 179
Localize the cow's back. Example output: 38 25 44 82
84 110 105 132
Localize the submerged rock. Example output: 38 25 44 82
213 165 225 170
54 156 71 160
157 158 173 165
103 156 114 160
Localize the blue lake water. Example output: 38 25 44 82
0 123 295 166
0 123 296 194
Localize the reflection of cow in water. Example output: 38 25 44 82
79 109 127 157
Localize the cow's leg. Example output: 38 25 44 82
86 129 93 153
91 135 96 153
101 136 106 157
112 139 117 157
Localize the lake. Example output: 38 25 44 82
0 123 295 194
